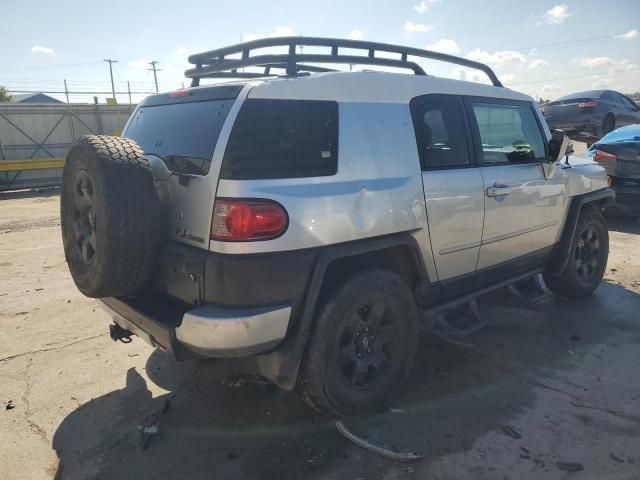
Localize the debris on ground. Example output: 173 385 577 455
5 400 15 410
335 421 422 462
221 375 271 388
609 453 624 463
138 399 171 449
502 425 522 439
556 461 584 472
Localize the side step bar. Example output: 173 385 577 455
421 269 547 344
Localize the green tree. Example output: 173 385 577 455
0 86 12 102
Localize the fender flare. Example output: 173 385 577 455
256 232 428 390
546 188 615 276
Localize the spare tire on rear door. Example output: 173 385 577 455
61 135 162 298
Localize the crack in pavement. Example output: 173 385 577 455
0 333 105 363
21 356 49 444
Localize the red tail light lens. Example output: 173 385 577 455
593 150 616 162
211 199 288 241
168 90 190 98
578 100 597 109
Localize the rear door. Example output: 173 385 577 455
123 85 242 248
464 97 566 284
413 95 484 296
616 93 640 126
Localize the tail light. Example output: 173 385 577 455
593 150 616 162
578 100 597 109
211 199 288 241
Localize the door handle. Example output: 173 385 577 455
487 186 520 197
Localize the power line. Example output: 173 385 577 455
0 61 103 71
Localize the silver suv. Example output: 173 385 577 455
60 37 614 417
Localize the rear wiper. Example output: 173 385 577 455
163 154 209 176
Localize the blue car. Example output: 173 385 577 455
584 124 640 217
544 90 640 140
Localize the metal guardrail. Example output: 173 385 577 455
0 158 65 172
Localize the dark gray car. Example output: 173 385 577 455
585 124 640 217
543 90 640 139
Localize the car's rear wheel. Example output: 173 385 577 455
602 114 615 136
297 269 419 417
543 207 608 298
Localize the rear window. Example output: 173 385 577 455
124 99 235 175
221 99 338 180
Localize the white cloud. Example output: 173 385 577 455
31 45 54 55
404 21 432 33
527 58 549 69
466 49 526 66
451 66 491 84
128 58 151 70
616 29 638 40
175 47 188 55
413 0 441 14
425 38 460 55
501 74 516 84
538 4 571 25
574 57 636 70
242 26 297 42
347 29 364 40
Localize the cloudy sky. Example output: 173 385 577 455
1 0 638 102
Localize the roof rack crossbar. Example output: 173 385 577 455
186 37 503 88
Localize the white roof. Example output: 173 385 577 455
247 71 532 104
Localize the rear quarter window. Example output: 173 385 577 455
221 99 338 180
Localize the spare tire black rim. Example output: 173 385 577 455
575 224 600 282
337 301 398 389
71 169 97 265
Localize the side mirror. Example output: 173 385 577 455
548 129 569 163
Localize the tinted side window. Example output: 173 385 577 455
471 102 546 165
416 100 470 169
221 99 338 180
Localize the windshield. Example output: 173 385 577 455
124 99 235 175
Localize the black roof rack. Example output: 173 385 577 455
186 36 503 87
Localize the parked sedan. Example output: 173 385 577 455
585 124 640 217
544 90 640 140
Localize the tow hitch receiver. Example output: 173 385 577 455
109 323 133 343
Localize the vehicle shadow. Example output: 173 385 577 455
51 280 640 480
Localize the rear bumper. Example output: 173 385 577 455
100 296 291 358
547 119 599 137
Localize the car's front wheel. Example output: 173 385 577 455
298 269 419 417
543 207 609 298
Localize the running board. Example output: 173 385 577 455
421 269 544 345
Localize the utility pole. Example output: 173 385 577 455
148 60 161 93
103 59 118 100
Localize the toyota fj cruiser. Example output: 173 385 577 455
61 37 614 417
